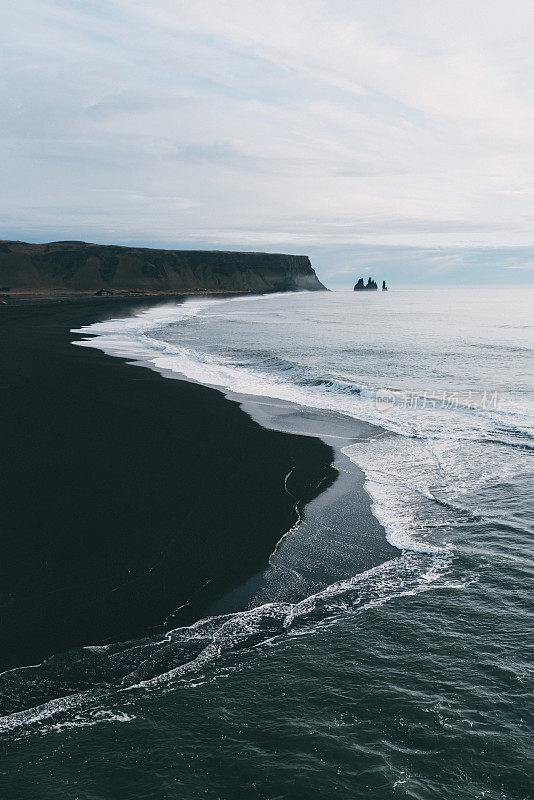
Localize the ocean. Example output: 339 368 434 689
2 287 533 799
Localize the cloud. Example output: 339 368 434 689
2 1 534 281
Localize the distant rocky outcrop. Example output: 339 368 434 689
382 280 387 291
0 240 327 294
354 276 378 291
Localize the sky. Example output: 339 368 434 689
2 0 534 284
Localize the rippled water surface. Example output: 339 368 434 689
3 287 533 799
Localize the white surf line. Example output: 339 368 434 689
267 468 304 563
268 453 339 564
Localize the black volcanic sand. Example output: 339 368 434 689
0 296 396 673
0 297 336 670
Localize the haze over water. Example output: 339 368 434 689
3 286 533 799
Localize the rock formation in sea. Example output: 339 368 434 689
382 280 387 291
0 240 326 294
353 276 378 291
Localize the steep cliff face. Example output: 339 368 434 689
0 241 326 293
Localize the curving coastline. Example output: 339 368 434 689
0 295 335 671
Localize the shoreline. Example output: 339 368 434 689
72 297 398 618
1 295 395 673
1 296 335 670
0 289 258 299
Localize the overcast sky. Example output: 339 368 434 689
2 1 534 283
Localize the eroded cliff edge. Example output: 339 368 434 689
0 240 326 294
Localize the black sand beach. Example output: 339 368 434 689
0 297 337 670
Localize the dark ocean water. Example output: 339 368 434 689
2 288 533 799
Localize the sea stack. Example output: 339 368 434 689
382 280 387 291
354 276 378 291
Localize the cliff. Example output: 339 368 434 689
0 240 326 294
